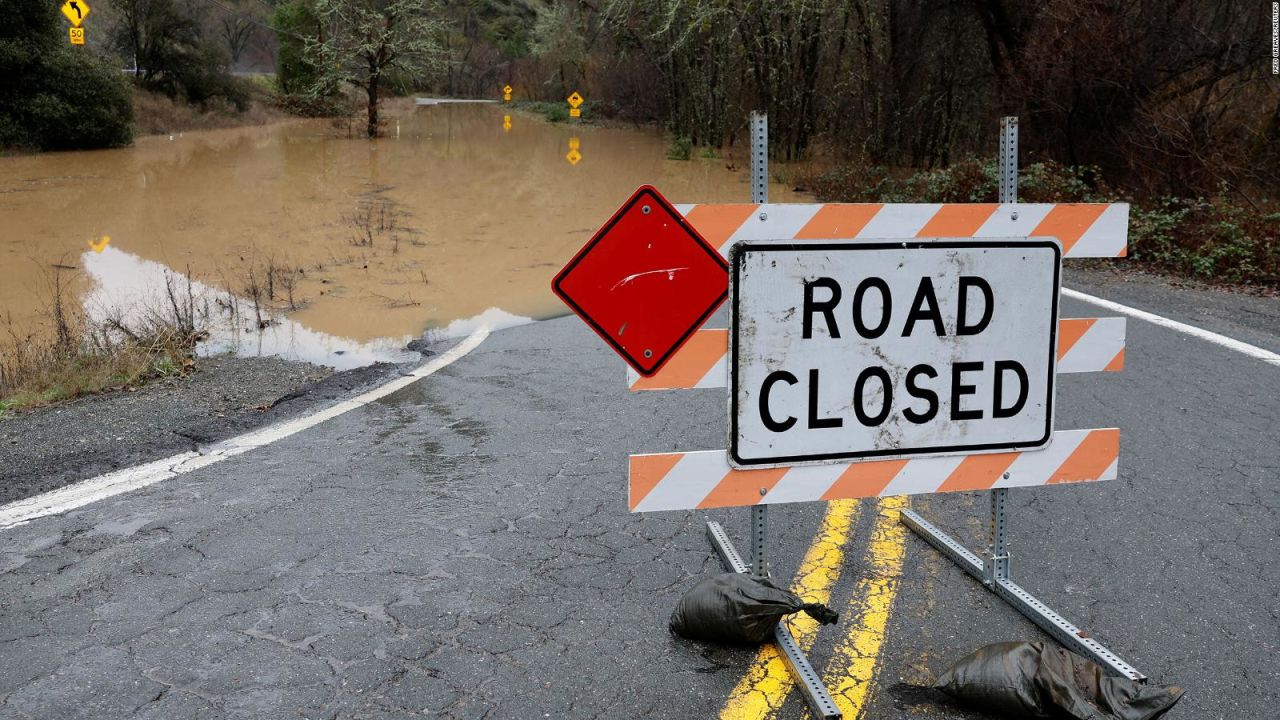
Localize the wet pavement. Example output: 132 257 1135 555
0 270 1276 718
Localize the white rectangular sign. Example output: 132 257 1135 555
730 239 1061 468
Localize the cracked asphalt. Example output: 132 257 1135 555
0 267 1276 719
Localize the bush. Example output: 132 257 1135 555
544 104 569 123
666 135 692 160
1131 197 1279 285
800 158 1108 204
274 0 331 97
800 159 1278 287
23 51 135 149
111 0 247 111
274 91 351 118
0 0 133 150
171 44 250 110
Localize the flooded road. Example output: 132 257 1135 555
0 102 803 367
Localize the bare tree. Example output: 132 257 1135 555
220 16 256 66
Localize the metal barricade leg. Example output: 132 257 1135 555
896 115 1143 683
706 520 842 720
900 503 1145 682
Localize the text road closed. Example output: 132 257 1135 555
730 240 1062 467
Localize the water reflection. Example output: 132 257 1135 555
82 246 422 369
1 102 805 369
567 136 582 166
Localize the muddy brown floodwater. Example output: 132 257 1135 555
0 102 805 368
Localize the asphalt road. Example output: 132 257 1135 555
0 268 1276 719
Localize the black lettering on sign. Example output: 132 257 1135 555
993 360 1029 418
807 369 843 429
802 278 841 339
903 364 939 424
957 276 993 336
902 277 945 337
853 367 893 426
852 277 892 339
950 361 984 420
759 371 797 432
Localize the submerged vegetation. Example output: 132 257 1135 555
0 254 321 416
0 268 202 416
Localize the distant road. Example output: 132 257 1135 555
414 97 499 106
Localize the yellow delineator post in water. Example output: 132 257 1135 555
565 137 582 166
503 115 512 132
502 84 512 102
567 91 583 118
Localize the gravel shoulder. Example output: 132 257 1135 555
0 354 410 506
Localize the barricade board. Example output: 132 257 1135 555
729 239 1061 467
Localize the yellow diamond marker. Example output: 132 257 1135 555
61 0 90 27
69 26 85 45
503 85 512 94
565 149 582 166
88 235 109 253
566 91 583 108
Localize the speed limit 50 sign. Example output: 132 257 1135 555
730 239 1061 467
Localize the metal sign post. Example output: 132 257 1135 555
748 111 769 579
899 117 1145 682
701 111 843 720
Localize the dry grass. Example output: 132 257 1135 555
132 87 287 137
0 268 206 418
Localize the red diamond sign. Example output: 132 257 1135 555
553 185 729 376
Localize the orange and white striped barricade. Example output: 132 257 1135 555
623 117 1143 687
555 115 1142 718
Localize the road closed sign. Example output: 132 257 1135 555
730 239 1061 467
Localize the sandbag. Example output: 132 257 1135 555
669 573 838 645
933 641 1183 720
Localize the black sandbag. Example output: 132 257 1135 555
933 641 1184 720
669 573 839 645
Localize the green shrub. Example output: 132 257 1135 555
666 135 692 160
274 0 334 98
800 158 1108 204
800 158 1277 286
170 44 250 110
24 51 135 150
0 0 133 150
544 104 569 123
1131 197 1277 284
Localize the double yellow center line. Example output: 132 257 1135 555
719 496 910 720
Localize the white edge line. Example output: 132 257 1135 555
1062 287 1280 367
0 326 491 531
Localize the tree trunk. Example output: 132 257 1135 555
366 72 380 138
